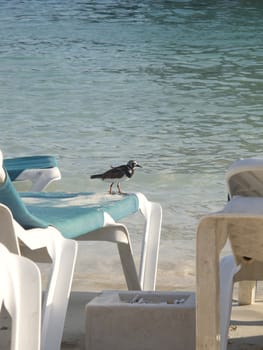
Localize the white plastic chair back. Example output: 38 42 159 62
0 243 41 350
0 204 20 255
226 158 263 198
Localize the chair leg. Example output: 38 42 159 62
87 194 162 291
238 280 256 305
12 255 42 350
136 194 162 290
1 246 42 350
41 234 77 350
117 231 141 290
14 225 77 350
219 255 240 350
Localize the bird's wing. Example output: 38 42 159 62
102 165 127 179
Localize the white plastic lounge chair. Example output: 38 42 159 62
4 155 61 191
0 243 41 350
21 192 162 291
0 199 77 350
196 196 263 350
3 155 162 289
0 165 161 292
226 157 263 304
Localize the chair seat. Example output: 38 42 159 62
20 192 139 239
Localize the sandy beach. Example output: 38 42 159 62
62 293 263 350
64 244 263 350
1 241 263 350
2 291 263 350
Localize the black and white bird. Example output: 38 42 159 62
90 160 142 194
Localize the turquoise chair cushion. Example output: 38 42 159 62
20 192 139 239
4 156 58 181
0 170 139 238
0 172 48 229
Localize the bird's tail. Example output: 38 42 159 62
90 174 103 179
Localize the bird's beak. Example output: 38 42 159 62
136 164 142 168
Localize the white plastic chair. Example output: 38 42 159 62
226 157 263 304
4 155 162 290
0 152 161 346
0 243 41 350
196 196 263 350
0 173 161 343
4 155 61 191
20 191 162 291
0 204 78 350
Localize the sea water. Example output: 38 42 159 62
0 0 263 291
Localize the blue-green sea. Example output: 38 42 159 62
1 0 263 290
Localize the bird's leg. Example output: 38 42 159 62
117 183 122 194
109 183 114 194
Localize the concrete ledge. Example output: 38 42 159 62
85 291 195 350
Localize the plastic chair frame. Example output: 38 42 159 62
0 204 78 350
196 196 263 350
79 192 162 291
22 192 162 292
5 156 162 290
226 157 263 304
14 166 61 191
0 243 41 350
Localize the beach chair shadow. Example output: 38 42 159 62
0 243 42 350
196 196 263 350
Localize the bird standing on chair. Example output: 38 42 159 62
90 160 142 194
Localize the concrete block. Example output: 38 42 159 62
85 291 195 350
